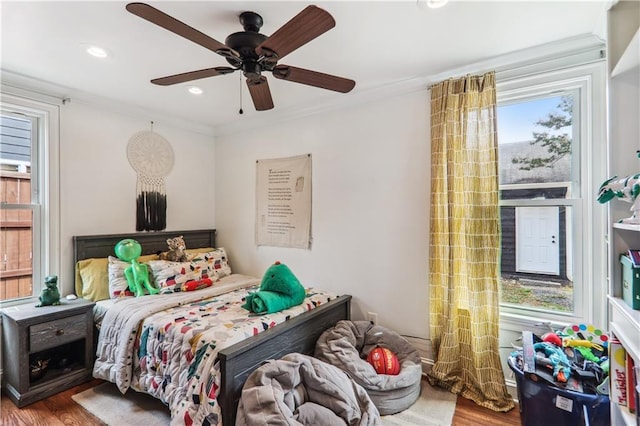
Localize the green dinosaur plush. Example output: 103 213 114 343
243 261 306 314
36 275 61 307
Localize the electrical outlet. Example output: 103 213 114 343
367 311 378 325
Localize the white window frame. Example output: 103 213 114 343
0 92 60 307
497 61 607 328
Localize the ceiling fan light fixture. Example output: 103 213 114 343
188 86 203 95
127 3 355 111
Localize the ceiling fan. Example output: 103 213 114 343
126 3 356 111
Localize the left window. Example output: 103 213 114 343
1 93 60 306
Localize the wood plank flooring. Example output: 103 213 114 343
1 379 521 425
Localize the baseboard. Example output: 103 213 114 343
421 356 434 375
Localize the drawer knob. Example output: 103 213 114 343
56 329 64 336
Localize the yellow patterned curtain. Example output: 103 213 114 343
427 71 514 412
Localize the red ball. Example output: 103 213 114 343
367 346 400 375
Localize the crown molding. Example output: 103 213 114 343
213 74 432 137
0 70 217 137
1 34 604 139
215 34 605 137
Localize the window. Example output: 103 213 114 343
0 93 60 306
496 61 606 325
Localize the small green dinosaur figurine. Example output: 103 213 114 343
36 275 61 307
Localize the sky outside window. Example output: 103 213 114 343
498 95 565 144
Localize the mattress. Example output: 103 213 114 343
93 299 113 326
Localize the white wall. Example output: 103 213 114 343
58 101 216 296
215 90 431 339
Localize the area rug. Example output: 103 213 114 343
73 380 457 425
72 382 170 426
381 380 458 426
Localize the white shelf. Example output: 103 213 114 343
609 296 640 364
612 28 640 78
613 222 640 232
609 297 640 426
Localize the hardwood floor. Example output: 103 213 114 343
1 379 522 425
453 394 521 426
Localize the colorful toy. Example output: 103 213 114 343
574 346 602 363
367 346 400 375
242 261 307 314
159 235 190 262
181 278 213 292
541 332 562 346
559 323 609 348
36 275 61 307
114 239 159 297
597 154 640 224
563 339 604 352
534 342 572 383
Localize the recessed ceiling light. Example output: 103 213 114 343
419 0 449 9
86 45 109 58
188 86 203 95
427 0 449 8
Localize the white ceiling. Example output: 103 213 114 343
1 1 608 133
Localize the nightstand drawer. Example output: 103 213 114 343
29 314 87 352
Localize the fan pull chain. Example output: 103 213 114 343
238 74 244 115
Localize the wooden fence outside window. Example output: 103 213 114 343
0 170 33 301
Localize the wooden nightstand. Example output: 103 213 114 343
1 298 95 407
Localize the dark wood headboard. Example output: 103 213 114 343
73 229 216 264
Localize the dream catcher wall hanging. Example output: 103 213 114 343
127 123 174 231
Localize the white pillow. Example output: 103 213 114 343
148 248 232 293
107 255 159 299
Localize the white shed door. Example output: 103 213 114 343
516 206 559 275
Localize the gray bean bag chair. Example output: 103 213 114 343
236 352 380 425
314 320 422 415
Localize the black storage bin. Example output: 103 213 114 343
508 356 610 426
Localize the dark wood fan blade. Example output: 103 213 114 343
151 67 236 86
255 5 335 61
272 65 355 93
246 77 274 111
126 2 238 59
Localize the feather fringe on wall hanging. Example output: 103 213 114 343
127 123 174 231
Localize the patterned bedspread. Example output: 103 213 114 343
93 274 338 425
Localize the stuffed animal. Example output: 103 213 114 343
159 235 190 262
36 275 61 307
115 239 159 297
597 173 640 223
242 261 307 314
29 358 50 380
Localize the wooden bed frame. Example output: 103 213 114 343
72 229 351 425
